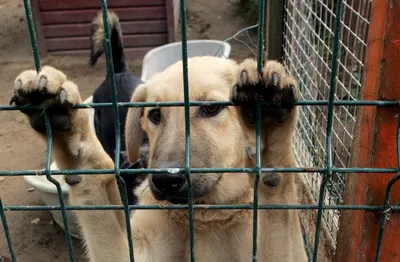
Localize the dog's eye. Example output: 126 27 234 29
148 109 161 124
199 105 224 117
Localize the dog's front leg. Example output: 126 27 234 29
11 66 130 261
232 59 307 261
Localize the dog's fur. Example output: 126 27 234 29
10 37 307 262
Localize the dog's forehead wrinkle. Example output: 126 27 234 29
145 60 234 102
150 86 228 103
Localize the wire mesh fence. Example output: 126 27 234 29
282 0 372 241
0 0 399 262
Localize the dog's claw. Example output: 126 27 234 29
272 72 279 86
241 70 248 84
232 84 238 103
39 76 47 90
65 175 82 185
60 89 67 104
290 85 297 98
9 94 17 105
14 80 22 90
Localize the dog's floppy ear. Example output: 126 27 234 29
125 83 147 164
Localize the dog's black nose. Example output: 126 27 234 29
149 162 188 202
151 171 187 198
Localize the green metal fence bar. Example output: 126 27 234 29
302 223 312 262
252 105 262 261
43 113 76 262
256 0 266 71
374 117 400 262
3 204 400 212
0 3 40 260
179 0 196 261
2 167 400 177
252 0 265 259
313 0 343 260
21 0 77 260
0 198 16 262
99 1 135 261
22 0 40 71
2 100 398 111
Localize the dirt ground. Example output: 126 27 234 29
0 0 257 261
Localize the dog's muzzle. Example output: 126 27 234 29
149 163 189 204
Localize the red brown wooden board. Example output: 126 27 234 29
40 7 166 25
38 0 165 11
334 1 400 261
43 20 167 38
46 34 168 51
31 0 175 59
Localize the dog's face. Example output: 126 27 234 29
126 57 252 204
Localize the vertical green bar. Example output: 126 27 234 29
23 0 40 72
100 1 135 261
312 0 343 260
253 1 265 260
23 0 76 260
180 0 195 261
0 198 16 262
252 105 262 262
257 0 266 73
44 113 76 262
373 117 400 262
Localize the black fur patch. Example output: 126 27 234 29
231 77 296 126
12 89 72 133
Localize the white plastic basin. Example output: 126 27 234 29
23 163 81 239
141 40 231 82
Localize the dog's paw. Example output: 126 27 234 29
231 59 298 126
10 66 82 133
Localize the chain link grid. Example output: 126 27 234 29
282 0 372 241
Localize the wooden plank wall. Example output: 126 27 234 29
34 0 171 59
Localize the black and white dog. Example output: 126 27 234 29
89 11 149 205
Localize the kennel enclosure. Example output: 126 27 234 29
1 0 400 261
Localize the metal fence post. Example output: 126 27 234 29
265 0 283 61
335 1 400 261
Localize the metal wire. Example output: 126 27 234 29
180 0 196 261
252 0 266 260
0 166 398 176
21 1 76 260
374 117 400 262
252 105 262 261
313 1 343 260
100 2 135 261
22 0 40 72
1 100 398 112
44 113 76 262
0 198 16 262
3 204 400 212
215 24 259 57
283 0 373 243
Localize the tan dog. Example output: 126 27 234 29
10 56 307 261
